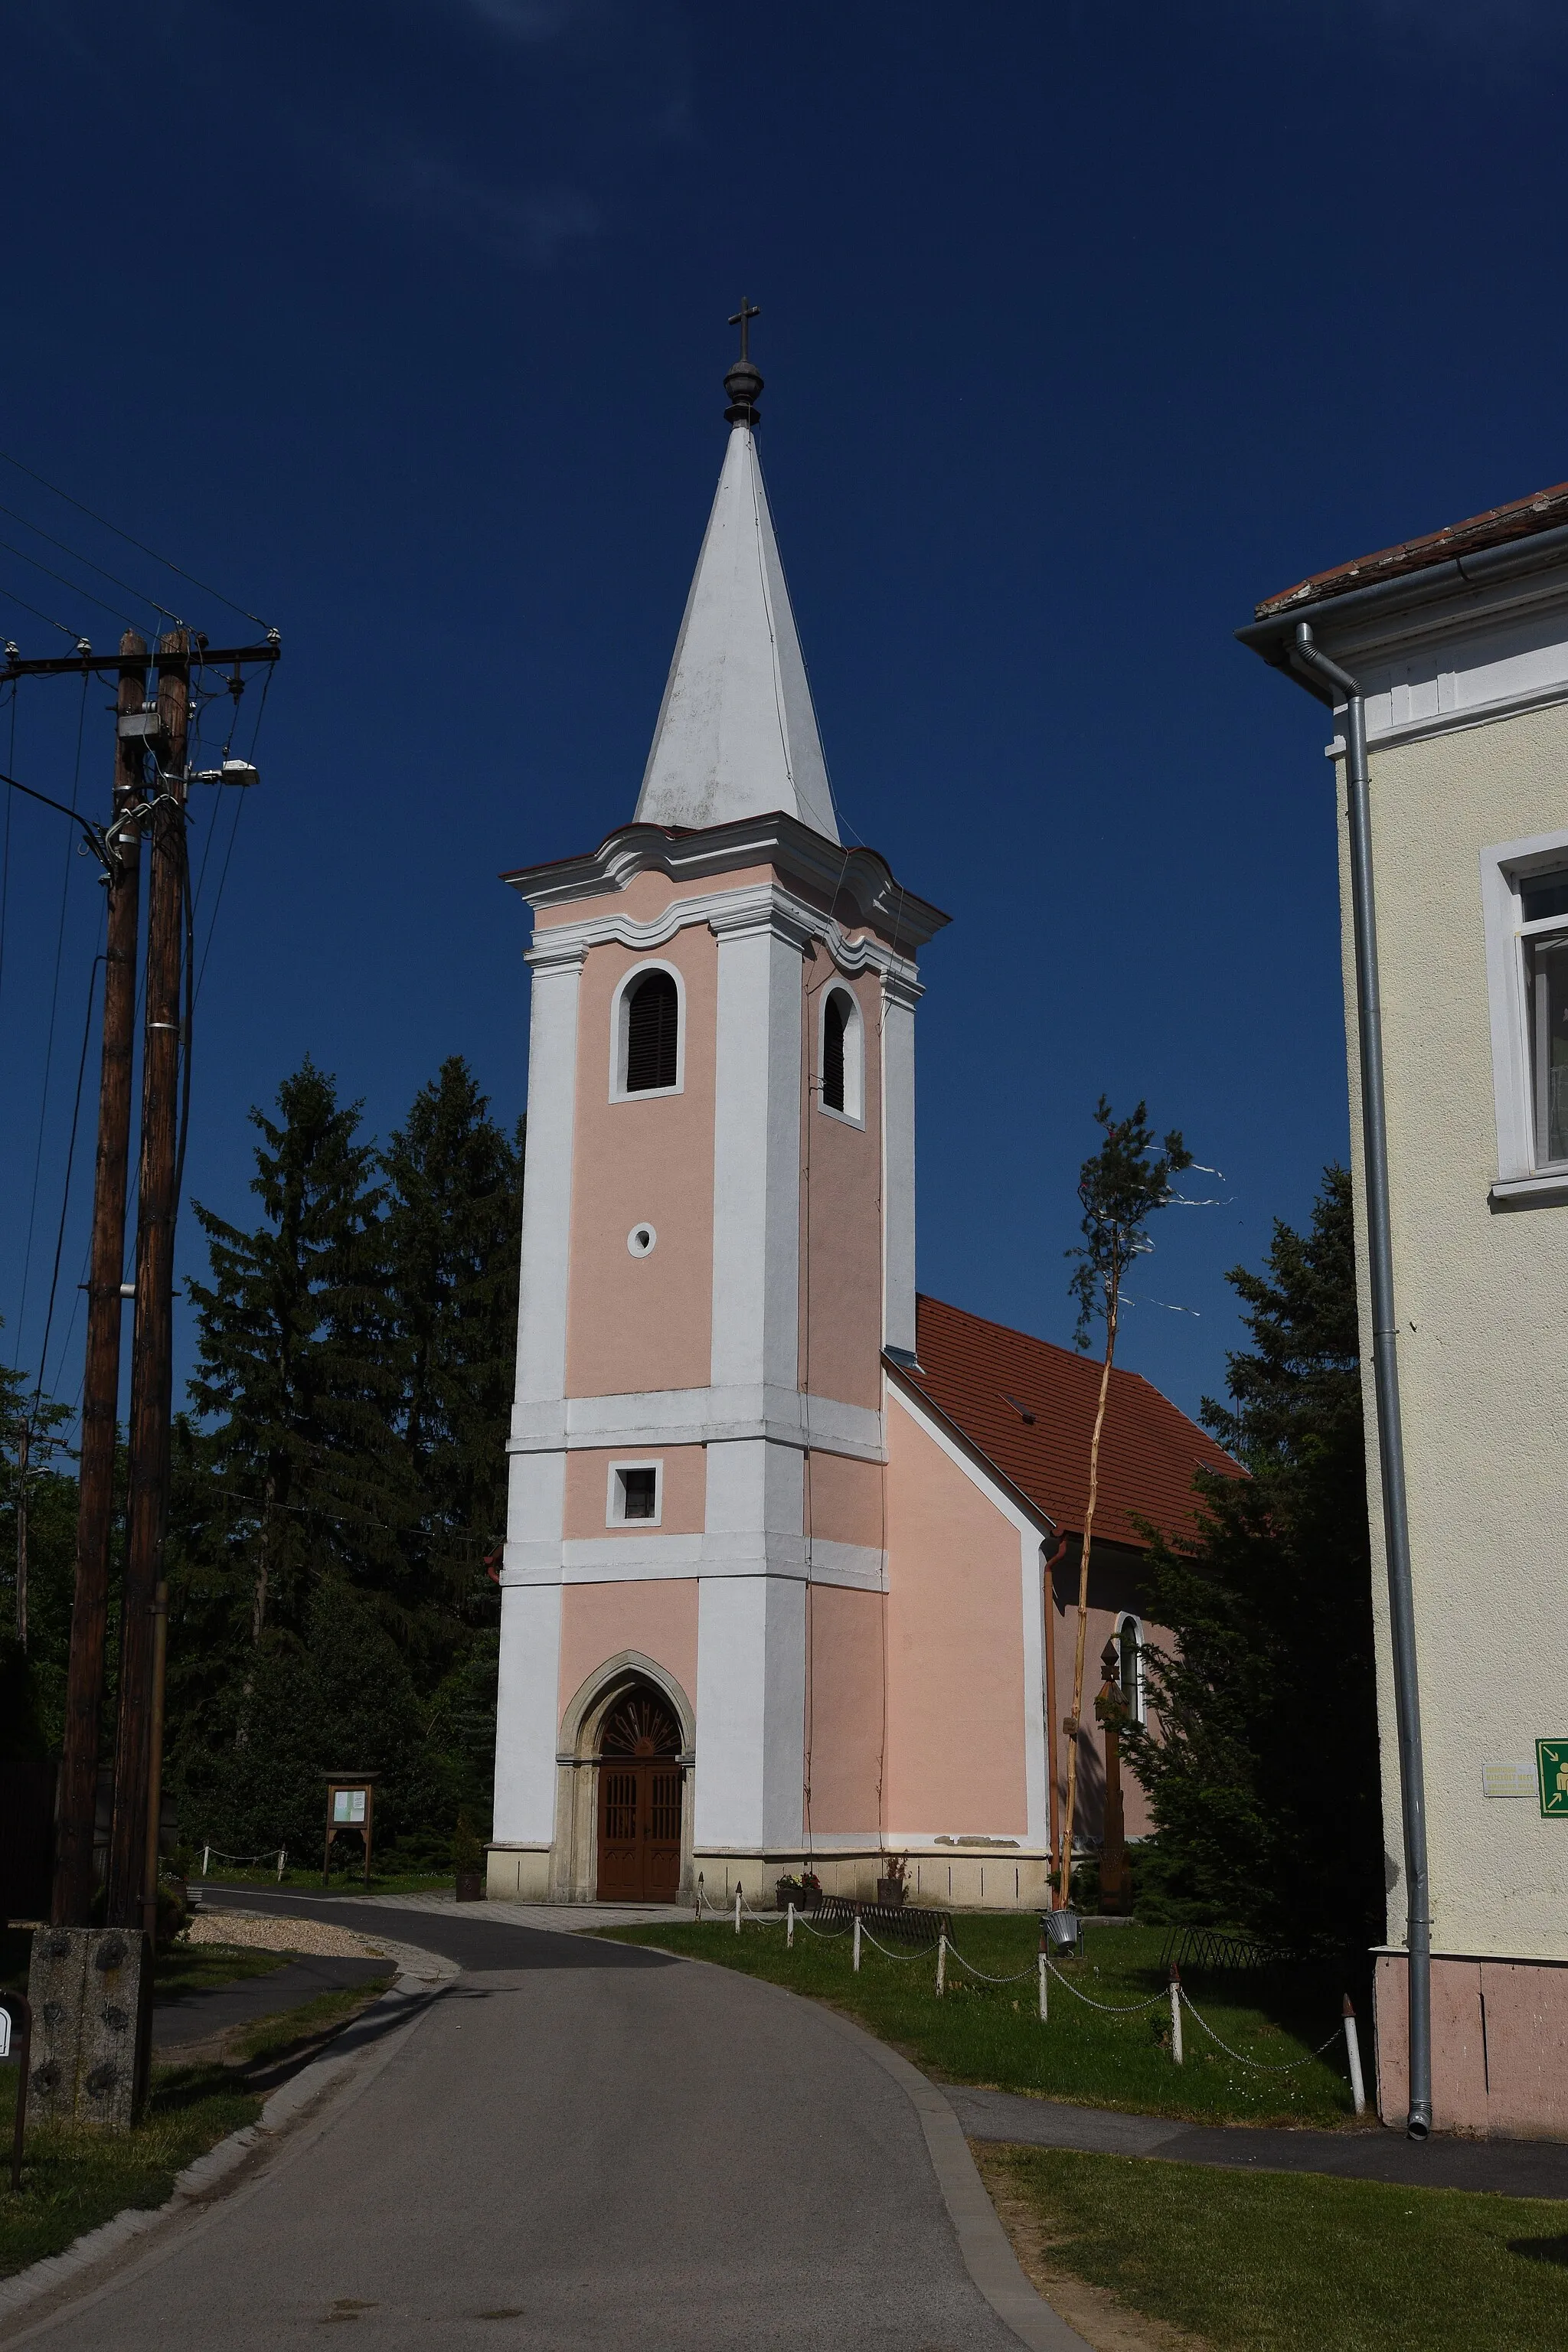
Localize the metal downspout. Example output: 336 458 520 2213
1291 620 1432 2140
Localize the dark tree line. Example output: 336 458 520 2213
1123 1166 1386 1958
2 1053 523 1875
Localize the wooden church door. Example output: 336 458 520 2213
596 1689 683 1900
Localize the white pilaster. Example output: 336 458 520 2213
694 1573 807 1851
881 972 920 1358
512 936 584 1412
492 1581 564 1844
709 905 805 1393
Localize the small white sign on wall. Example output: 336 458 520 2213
1482 1760 1537 1798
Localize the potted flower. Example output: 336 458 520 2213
876 1853 908 1908
453 1814 485 1903
775 1870 823 1911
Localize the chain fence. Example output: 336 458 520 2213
690 1880 1359 2093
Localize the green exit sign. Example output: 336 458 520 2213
1537 1740 1568 1817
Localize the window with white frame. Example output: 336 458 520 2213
819 984 864 1123
611 962 683 1100
1117 1615 1145 1724
1480 832 1568 1191
607 1460 662 1527
1521 868 1568 1168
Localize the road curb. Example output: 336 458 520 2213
801 2002 1095 2352
625 1941 1092 2352
0 1947 455 2336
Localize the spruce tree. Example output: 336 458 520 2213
179 1057 410 1667
383 1057 521 1609
382 1059 520 1825
1122 1167 1384 1958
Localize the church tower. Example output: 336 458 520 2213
489 317 947 1903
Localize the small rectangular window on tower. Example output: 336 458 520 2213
609 1462 662 1525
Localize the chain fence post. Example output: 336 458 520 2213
852 1907 862 1973
201 1844 209 1877
936 1930 947 1997
1038 1937 1048 2024
734 1883 742 1936
1169 1965 1184 2065
787 1900 795 1949
1343 1995 1367 2116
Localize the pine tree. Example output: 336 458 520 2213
178 1058 411 1668
383 1058 521 1611
0 1337 77 1759
381 1060 521 1825
1122 1167 1384 1958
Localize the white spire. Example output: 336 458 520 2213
635 423 838 844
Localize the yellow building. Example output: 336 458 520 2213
1243 481 1568 2139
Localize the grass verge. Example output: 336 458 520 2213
599 1918 1359 2127
198 1867 453 1898
0 1967 394 2280
978 2142 1568 2352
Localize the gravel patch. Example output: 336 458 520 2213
187 1909 389 1960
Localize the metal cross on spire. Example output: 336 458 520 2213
728 298 760 361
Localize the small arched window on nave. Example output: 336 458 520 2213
624 968 679 1093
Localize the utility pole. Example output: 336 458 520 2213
105 626 188 1937
14 1423 28 1648
51 630 147 1928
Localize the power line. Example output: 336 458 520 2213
0 534 142 630
0 686 14 1044
0 501 181 625
0 448 270 630
12 673 90 1366
0 580 81 640
31 945 103 1432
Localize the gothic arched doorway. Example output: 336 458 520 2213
596 1684 684 1900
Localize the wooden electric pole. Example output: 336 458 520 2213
105 627 188 1936
51 629 148 1928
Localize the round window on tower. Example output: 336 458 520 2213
627 1223 657 1258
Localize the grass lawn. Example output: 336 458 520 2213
979 2143 1568 2352
0 1951 395 2282
600 1918 1361 2128
198 1865 453 1898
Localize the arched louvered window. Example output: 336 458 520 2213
822 992 847 1112
818 985 864 1122
623 969 679 1093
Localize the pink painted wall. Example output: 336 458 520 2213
565 910 716 1398
1375 1952 1568 2136
563 1444 707 1538
805 1449 884 1550
1047 1551 1164 1843
557 1579 699 1730
884 1395 1028 1834
805 1585 885 1833
799 954 884 1412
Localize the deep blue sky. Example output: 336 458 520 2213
2 0 1566 1432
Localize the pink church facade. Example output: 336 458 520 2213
488 342 1230 1909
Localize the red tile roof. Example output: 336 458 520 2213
1254 479 1568 621
897 1295 1239 1551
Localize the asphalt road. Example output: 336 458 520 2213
152 1955 394 2052
28 1908 1027 2351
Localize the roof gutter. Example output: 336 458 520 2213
1237 514 1568 691
1282 621 1432 2142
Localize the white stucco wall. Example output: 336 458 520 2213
1338 693 1568 1965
